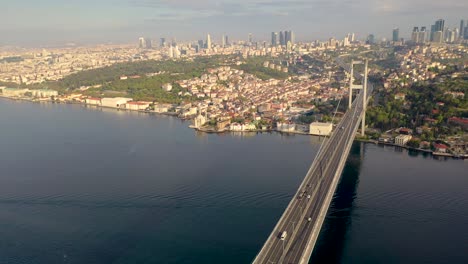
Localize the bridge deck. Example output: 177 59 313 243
252 61 372 264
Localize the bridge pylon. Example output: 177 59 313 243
348 59 368 136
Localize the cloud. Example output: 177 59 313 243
372 0 468 14
2 0 468 45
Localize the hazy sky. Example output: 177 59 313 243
1 0 467 46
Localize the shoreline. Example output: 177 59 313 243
1 96 465 160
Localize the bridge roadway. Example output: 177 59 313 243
253 60 372 264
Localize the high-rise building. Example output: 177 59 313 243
138 37 152 49
138 37 146 49
435 19 445 32
367 34 375 44
464 27 468 40
350 33 355 42
206 34 212 49
160 38 166 48
418 27 427 43
430 25 435 41
224 35 229 46
168 46 174 58
343 36 350 46
444 27 450 42
248 33 253 44
411 27 420 43
174 46 181 58
145 38 152 49
284 31 290 44
198 40 204 49
271 32 278 46
433 31 444 43
222 35 226 48
430 19 445 43
279 31 285 46
446 28 456 43
392 28 399 42
460 20 466 38
289 31 295 45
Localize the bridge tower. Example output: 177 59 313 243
348 60 368 136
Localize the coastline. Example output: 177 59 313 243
1 96 465 160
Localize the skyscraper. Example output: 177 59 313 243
367 34 375 44
160 38 166 48
290 31 295 45
418 27 427 43
284 31 290 45
248 33 253 44
225 35 229 46
430 25 435 41
431 19 445 43
392 28 399 42
271 32 278 46
145 38 152 49
435 19 445 32
206 34 212 49
168 46 174 58
138 37 152 49
460 20 467 38
222 35 226 48
138 37 146 49
411 27 420 43
343 36 350 46
446 29 456 43
433 31 444 43
279 31 285 46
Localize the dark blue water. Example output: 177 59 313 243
0 99 467 264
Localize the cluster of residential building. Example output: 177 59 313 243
0 87 58 98
0 45 163 85
378 127 467 157
173 65 345 131
383 45 467 89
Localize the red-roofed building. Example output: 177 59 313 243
85 97 101 105
424 117 437 124
399 128 412 135
448 117 468 130
433 143 448 153
126 101 150 111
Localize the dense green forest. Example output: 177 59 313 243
5 55 291 102
13 56 233 102
367 74 468 138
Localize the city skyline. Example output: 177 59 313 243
1 0 467 46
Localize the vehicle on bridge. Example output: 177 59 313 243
280 231 287 240
297 190 306 199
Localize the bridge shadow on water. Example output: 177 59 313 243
309 142 363 264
